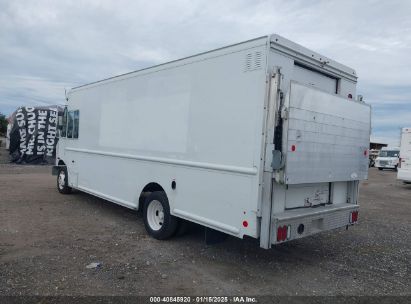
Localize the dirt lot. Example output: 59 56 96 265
0 145 410 296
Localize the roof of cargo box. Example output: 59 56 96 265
71 34 356 92
269 34 357 81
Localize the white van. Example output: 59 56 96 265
53 34 370 249
375 147 400 171
398 128 411 183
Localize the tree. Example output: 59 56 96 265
0 112 7 136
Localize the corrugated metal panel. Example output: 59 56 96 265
284 82 370 184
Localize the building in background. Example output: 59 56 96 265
370 142 388 150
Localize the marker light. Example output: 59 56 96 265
350 211 359 224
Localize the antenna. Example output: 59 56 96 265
64 88 68 102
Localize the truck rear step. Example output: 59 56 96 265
271 203 359 244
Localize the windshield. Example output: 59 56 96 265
378 150 399 157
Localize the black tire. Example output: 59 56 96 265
143 191 178 240
394 166 398 172
378 168 383 171
57 167 72 194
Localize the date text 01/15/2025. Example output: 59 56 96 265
149 296 257 303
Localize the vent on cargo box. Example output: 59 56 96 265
244 51 263 72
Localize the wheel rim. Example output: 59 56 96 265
58 171 65 189
147 200 164 231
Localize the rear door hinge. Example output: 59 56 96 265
281 107 288 120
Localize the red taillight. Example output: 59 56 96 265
276 226 283 242
291 145 296 152
350 211 359 224
277 225 289 242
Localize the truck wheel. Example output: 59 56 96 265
378 168 383 171
143 191 178 240
57 167 72 194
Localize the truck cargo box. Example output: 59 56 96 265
54 34 370 248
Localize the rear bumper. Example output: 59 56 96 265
271 203 358 245
376 165 396 169
375 162 396 169
398 169 411 182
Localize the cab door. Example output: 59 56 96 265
65 109 79 188
56 106 68 165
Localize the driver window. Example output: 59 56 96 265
67 111 74 138
61 108 67 137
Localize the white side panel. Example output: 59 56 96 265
68 47 266 168
399 128 411 171
398 128 411 181
62 39 269 238
284 82 370 184
99 90 191 153
69 152 256 235
397 169 411 182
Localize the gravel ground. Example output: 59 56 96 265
0 144 410 296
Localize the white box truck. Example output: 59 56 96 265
398 128 411 183
53 34 370 248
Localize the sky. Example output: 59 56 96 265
0 0 410 146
